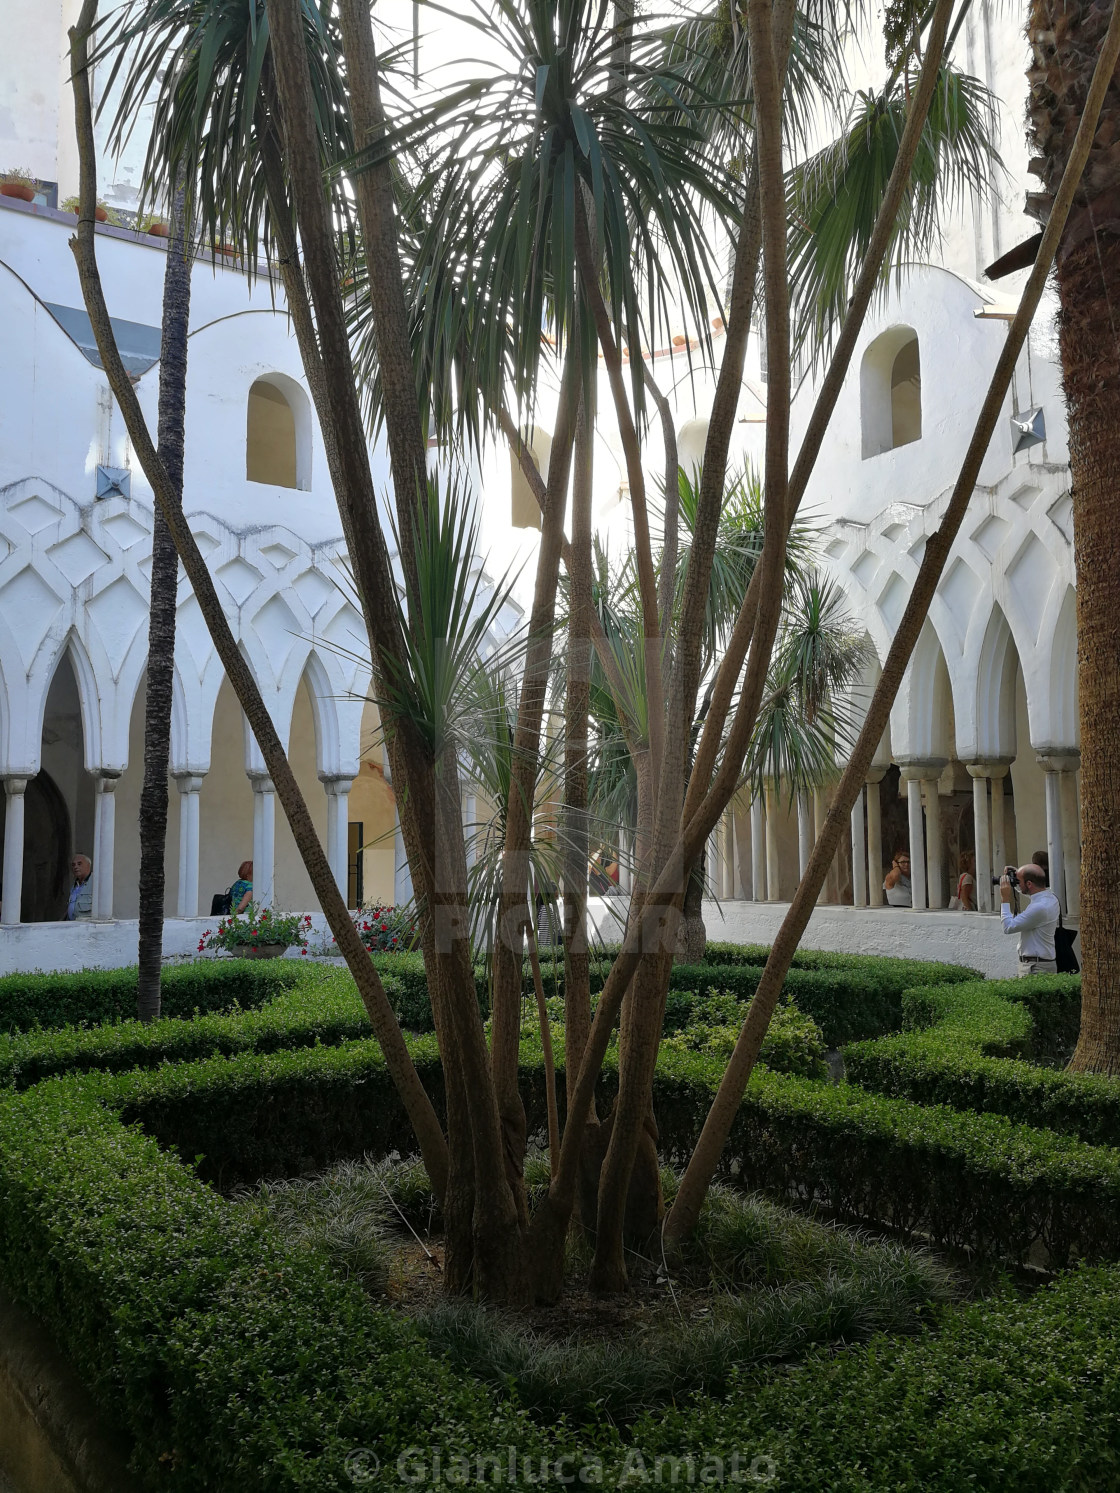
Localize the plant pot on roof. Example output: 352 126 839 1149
61 195 121 225
1 169 40 204
136 212 169 238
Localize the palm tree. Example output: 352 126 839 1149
137 180 192 1024
82 0 1022 1300
1026 3 1120 1075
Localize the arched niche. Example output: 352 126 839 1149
509 427 552 531
246 373 312 490
861 327 922 458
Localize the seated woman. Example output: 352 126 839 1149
228 860 253 914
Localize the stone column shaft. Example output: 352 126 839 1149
750 794 765 901
251 775 276 909
92 773 120 919
322 776 353 903
797 791 812 881
1 777 28 925
906 777 927 910
1042 767 1066 913
765 782 781 902
866 770 885 908
174 774 204 919
969 769 993 914
850 789 868 906
924 778 944 909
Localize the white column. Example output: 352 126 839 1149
813 789 831 903
1 777 28 925
1058 758 1081 919
733 802 750 898
967 765 993 914
322 775 353 902
904 775 927 910
765 781 781 902
750 793 765 901
866 768 886 908
720 813 735 899
1037 757 1066 913
797 791 812 880
923 775 944 908
990 766 1009 883
850 788 868 907
251 774 276 908
463 793 478 871
619 831 634 896
174 773 204 918
92 772 120 919
709 827 724 901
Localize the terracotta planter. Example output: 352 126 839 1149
146 222 169 238
241 943 287 959
0 182 35 203
94 205 109 223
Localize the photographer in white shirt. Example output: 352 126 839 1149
999 863 1060 975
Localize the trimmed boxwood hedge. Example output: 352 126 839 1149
99 1033 1120 1267
0 957 315 1034
0 1068 547 1490
381 946 978 1047
844 975 1120 1148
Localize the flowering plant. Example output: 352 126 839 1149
198 903 312 955
337 904 417 953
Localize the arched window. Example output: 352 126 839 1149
246 375 312 489
860 328 922 459
509 427 552 530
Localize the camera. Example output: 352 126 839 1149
991 866 1018 890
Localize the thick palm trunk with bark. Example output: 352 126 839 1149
1027 0 1120 1074
137 184 191 1022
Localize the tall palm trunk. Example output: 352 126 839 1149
1027 1 1120 1074
137 181 191 1023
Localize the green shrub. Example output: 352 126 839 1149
0 1069 544 1490
634 1262 1120 1491
0 967 370 1088
0 957 313 1034
663 992 828 1080
843 976 1120 1148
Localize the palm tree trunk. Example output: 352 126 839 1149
137 180 190 1023
1027 1 1120 1074
561 382 603 1247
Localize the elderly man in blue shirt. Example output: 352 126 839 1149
999 862 1060 975
66 854 93 920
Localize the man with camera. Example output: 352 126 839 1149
999 863 1059 975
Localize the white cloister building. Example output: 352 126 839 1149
0 2 1081 977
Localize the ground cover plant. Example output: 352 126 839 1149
236 1152 957 1423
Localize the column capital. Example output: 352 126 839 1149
865 765 889 784
93 770 122 792
966 759 1013 780
173 773 206 795
897 757 948 781
248 773 275 795
318 773 354 795
1036 750 1080 775
2 776 29 796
